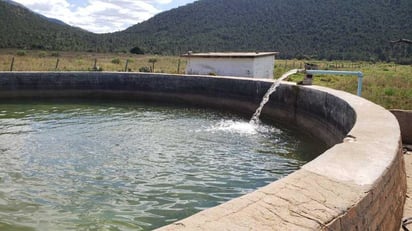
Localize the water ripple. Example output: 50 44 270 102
0 101 325 231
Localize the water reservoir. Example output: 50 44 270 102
0 100 324 230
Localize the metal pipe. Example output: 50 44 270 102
305 70 364 97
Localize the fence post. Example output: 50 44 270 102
93 58 97 71
177 59 181 74
10 57 15 71
55 58 60 70
124 59 129 72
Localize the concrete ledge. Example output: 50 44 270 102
0 72 405 230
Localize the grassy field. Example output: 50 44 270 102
1 49 411 110
0 49 186 74
275 60 412 110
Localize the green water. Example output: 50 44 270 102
0 100 324 231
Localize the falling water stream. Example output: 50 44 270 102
250 69 303 124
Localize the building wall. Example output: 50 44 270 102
186 57 274 78
253 55 275 79
186 57 254 77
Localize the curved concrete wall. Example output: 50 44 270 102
0 72 406 230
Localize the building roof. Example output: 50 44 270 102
181 52 279 58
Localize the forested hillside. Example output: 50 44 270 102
0 0 102 51
0 0 411 62
117 0 412 61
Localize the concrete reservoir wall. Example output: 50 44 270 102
0 72 406 230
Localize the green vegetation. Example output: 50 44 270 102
16 50 26 56
111 58 121 64
279 60 412 110
118 0 412 62
138 66 151 73
148 58 158 72
0 1 100 51
0 0 411 62
130 46 145 55
38 51 47 58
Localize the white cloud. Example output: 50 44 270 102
155 0 172 3
12 0 184 33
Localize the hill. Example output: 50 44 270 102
0 0 411 62
117 0 412 61
0 0 101 51
4 0 72 26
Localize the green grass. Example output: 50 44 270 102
276 59 412 110
0 49 411 110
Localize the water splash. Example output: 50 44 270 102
250 69 303 124
206 120 258 135
205 119 281 135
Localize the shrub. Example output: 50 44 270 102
148 58 157 63
384 88 395 96
130 46 144 55
90 66 103 72
148 58 157 72
38 52 47 58
16 50 26 56
51 52 60 57
139 66 151 72
397 58 412 65
111 58 121 64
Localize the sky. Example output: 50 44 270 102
12 0 197 33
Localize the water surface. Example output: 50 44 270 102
0 100 324 231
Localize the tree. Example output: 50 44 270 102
130 46 144 54
148 58 157 72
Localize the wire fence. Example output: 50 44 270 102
0 54 186 74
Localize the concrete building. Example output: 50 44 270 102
182 52 278 79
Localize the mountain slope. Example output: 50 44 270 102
117 0 412 60
3 0 68 26
0 0 411 61
0 0 100 51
